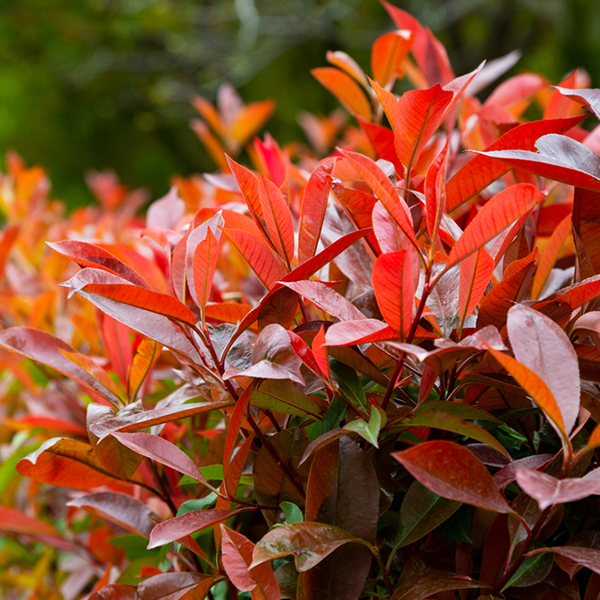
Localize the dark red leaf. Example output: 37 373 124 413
392 441 512 513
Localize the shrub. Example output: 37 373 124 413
2 3 600 599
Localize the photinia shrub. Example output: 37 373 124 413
3 3 600 599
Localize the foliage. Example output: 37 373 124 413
3 3 600 600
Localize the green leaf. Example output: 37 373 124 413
323 395 347 433
395 481 461 549
176 493 218 516
343 406 385 447
331 360 368 414
280 502 304 524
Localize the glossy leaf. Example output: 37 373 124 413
251 522 370 572
16 437 121 489
298 160 335 264
148 509 241 548
221 525 280 599
67 492 157 538
339 149 417 249
226 155 264 220
372 250 415 340
394 84 453 170
137 573 214 600
515 469 599 511
555 86 600 120
127 339 159 401
485 346 568 446
300 438 379 600
531 213 572 299
259 175 295 267
389 570 484 600
478 133 600 192
392 441 512 513
47 240 150 288
63 269 196 326
343 407 383 447
507 305 580 435
445 115 586 210
458 247 494 325
222 227 286 289
399 411 509 458
111 432 214 491
395 481 460 549
424 138 449 245
447 184 545 267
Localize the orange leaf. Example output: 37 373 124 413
222 228 287 289
259 176 295 267
486 347 568 445
458 247 494 324
447 183 545 267
339 149 418 250
127 338 159 401
372 250 415 340
394 84 453 171
193 228 221 318
371 30 414 87
311 67 372 120
531 213 572 300
231 100 276 146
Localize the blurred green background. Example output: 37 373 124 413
1 0 598 207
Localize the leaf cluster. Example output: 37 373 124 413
3 4 600 600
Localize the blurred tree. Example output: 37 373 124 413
0 0 598 207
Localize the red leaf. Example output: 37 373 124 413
425 138 449 244
445 115 587 211
447 183 545 267
226 155 264 220
311 67 371 120
47 240 150 288
111 432 213 491
485 346 568 445
90 584 139 600
224 324 305 385
64 269 196 325
339 149 418 249
222 228 286 289
137 573 214 600
388 571 483 600
515 469 599 511
225 229 371 345
298 160 335 264
250 522 368 572
148 510 241 548
392 441 512 513
478 133 600 192
531 213 572 299
0 327 122 406
507 305 580 435
221 525 280 599
67 492 158 538
372 250 415 340
88 401 233 441
282 280 366 322
259 175 295 266
458 247 494 324
325 319 397 347
555 86 600 120
394 84 453 170
0 506 58 538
